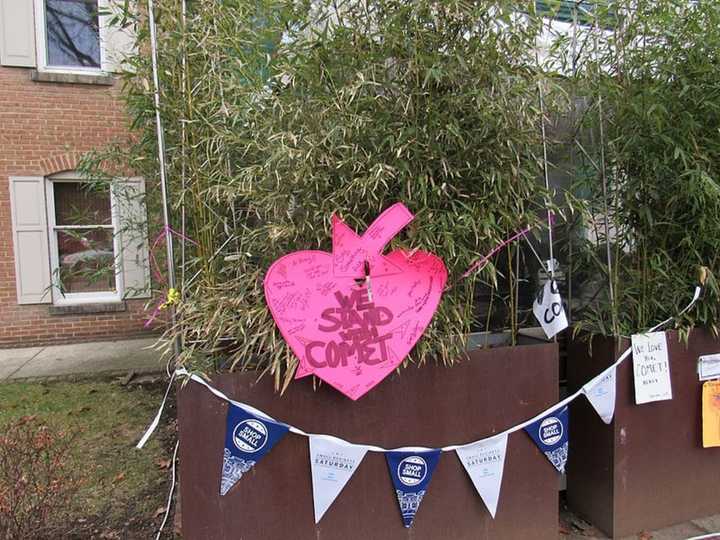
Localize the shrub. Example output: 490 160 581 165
0 416 80 540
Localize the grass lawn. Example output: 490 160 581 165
0 377 176 538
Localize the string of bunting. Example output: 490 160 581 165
139 0 714 531
140 286 701 528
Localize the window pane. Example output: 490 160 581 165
45 0 100 68
535 1 616 26
57 228 116 294
54 182 111 226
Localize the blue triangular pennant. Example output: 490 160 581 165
385 449 441 528
220 403 290 496
523 405 569 473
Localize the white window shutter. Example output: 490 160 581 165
115 177 151 299
9 177 52 304
0 0 37 67
100 0 136 73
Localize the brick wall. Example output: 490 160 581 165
0 65 157 348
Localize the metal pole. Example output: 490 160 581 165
594 18 618 335
567 1 579 320
535 35 558 345
147 0 181 359
536 56 555 281
180 0 187 298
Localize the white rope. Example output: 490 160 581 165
155 439 180 540
137 370 176 449
138 286 700 452
173 368 436 453
166 286 700 453
523 234 546 270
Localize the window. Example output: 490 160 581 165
46 174 122 304
35 0 103 72
537 1 589 23
535 1 615 26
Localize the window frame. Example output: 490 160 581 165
45 172 124 305
34 0 111 75
535 1 616 27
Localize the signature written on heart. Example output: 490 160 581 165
305 288 394 370
264 203 447 399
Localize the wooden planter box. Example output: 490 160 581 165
177 341 560 540
567 329 720 538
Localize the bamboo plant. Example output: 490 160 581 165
82 0 570 387
562 0 720 339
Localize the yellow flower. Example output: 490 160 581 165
160 288 180 310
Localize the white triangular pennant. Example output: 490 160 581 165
455 434 508 518
583 367 616 424
309 436 368 523
533 279 568 339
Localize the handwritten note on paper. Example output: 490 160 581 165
264 203 447 401
532 279 568 339
698 354 720 381
631 331 672 405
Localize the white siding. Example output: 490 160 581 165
100 0 136 73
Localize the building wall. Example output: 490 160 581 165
0 65 155 347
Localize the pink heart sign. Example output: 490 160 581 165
263 203 448 400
